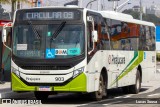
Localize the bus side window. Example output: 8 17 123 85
87 22 93 51
139 25 145 50
110 19 122 50
101 18 110 50
150 27 155 51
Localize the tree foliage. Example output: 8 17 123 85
0 5 10 20
0 0 10 4
0 0 29 20
122 9 160 26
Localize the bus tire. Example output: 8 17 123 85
34 91 49 100
129 70 141 94
90 74 105 101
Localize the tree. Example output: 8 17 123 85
0 5 10 20
0 0 28 20
0 0 10 3
122 9 160 26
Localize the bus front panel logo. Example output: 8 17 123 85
55 49 67 55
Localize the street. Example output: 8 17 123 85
1 65 160 107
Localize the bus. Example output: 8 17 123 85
2 7 156 100
0 20 12 82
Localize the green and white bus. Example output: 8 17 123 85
2 7 156 100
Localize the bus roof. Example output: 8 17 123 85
100 11 155 27
100 11 133 20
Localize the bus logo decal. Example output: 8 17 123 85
46 49 55 59
108 55 125 66
68 48 80 55
55 49 67 55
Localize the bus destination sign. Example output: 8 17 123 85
23 12 74 20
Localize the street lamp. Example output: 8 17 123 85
114 0 131 11
86 0 101 10
117 2 131 12
86 0 97 8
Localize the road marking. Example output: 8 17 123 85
80 98 119 105
103 101 123 106
115 96 122 99
123 95 131 98
77 104 88 106
115 95 131 99
148 93 160 97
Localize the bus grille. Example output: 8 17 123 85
21 66 71 70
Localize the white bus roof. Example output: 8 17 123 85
100 11 133 20
100 11 155 27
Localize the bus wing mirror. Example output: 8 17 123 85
3 28 7 43
2 27 12 51
87 16 94 22
92 30 98 42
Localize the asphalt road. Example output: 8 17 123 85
2 86 160 107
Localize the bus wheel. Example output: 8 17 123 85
34 91 49 100
91 74 105 101
130 70 141 94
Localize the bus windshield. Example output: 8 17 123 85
13 24 84 59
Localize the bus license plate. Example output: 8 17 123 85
39 86 51 91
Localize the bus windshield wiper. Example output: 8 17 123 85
50 21 66 41
28 21 41 39
50 21 66 49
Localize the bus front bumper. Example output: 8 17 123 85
11 73 87 92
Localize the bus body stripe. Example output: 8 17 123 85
110 51 143 86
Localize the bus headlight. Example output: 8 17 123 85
73 67 84 78
12 67 20 78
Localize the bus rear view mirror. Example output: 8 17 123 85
2 25 12 51
92 30 98 42
87 16 94 22
3 28 7 43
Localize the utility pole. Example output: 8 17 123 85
113 1 116 11
140 0 142 20
16 1 21 10
79 0 83 8
90 3 92 9
98 0 101 11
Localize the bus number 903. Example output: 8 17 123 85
55 77 64 81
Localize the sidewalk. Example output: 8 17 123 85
0 82 34 98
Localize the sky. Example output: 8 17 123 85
1 0 160 12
